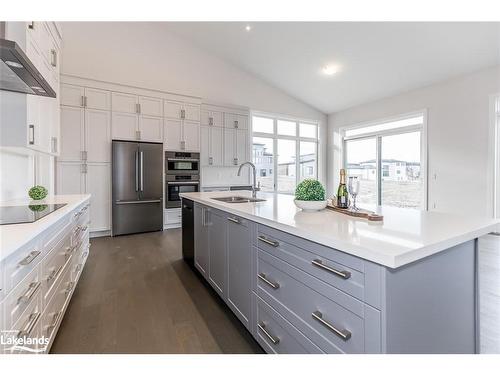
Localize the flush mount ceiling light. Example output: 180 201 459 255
322 64 339 76
245 25 252 32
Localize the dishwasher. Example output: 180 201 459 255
181 198 194 264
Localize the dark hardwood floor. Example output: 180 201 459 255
50 229 263 354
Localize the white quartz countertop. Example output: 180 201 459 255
0 194 91 262
180 191 499 268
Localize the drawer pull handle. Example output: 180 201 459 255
64 245 75 257
46 311 62 334
17 312 41 338
311 311 351 341
47 265 63 282
257 235 279 247
65 281 75 295
311 259 351 279
258 273 280 289
227 217 241 224
17 282 41 304
82 251 89 259
19 250 41 266
258 323 280 345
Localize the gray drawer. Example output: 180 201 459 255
256 295 323 354
257 250 380 353
256 224 383 307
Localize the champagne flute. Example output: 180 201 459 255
348 176 360 211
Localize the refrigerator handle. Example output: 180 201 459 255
140 151 144 192
135 150 139 192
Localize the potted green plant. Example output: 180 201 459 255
28 185 48 201
294 179 327 211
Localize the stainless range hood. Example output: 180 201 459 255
0 38 56 98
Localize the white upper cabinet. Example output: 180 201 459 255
112 112 139 141
85 109 111 162
139 96 163 117
85 88 111 110
59 106 84 162
201 109 223 127
112 92 138 114
224 113 248 129
184 103 201 122
164 118 183 151
183 120 200 152
139 116 163 143
164 101 183 119
61 84 85 107
0 22 62 155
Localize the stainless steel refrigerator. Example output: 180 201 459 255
112 140 163 236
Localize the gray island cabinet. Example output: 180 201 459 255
183 192 497 354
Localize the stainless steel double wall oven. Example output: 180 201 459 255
165 151 200 208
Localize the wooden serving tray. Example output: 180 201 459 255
326 200 383 222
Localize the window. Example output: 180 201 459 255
252 114 319 193
342 112 426 209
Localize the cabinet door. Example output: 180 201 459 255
208 210 227 298
56 162 85 194
139 116 163 142
183 104 200 122
183 120 200 152
226 216 252 328
164 100 182 119
61 84 84 107
194 204 209 278
235 129 248 166
224 113 237 129
164 118 182 151
85 109 111 162
211 126 224 166
59 106 84 161
112 92 138 114
85 88 111 110
111 112 138 141
235 114 248 130
139 96 163 117
223 128 236 166
86 163 111 232
200 126 210 166
37 96 52 153
201 109 211 126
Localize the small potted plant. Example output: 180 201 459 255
294 179 327 212
28 185 48 202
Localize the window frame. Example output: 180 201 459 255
340 110 428 210
252 113 319 194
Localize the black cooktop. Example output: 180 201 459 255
0 203 67 225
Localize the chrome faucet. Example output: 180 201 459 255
237 162 260 198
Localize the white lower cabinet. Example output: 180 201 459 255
164 208 182 229
56 162 111 233
0 199 90 354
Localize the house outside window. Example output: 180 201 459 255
252 115 319 193
341 112 427 209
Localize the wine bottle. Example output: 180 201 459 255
337 169 349 208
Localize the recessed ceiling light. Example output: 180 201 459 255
322 64 339 76
245 25 252 32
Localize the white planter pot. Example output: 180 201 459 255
294 199 327 212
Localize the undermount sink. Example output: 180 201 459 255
211 196 266 203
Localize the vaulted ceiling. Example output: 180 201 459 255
165 22 500 114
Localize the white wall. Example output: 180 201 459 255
0 151 34 202
60 22 328 185
328 65 500 217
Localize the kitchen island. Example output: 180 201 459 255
180 191 498 354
